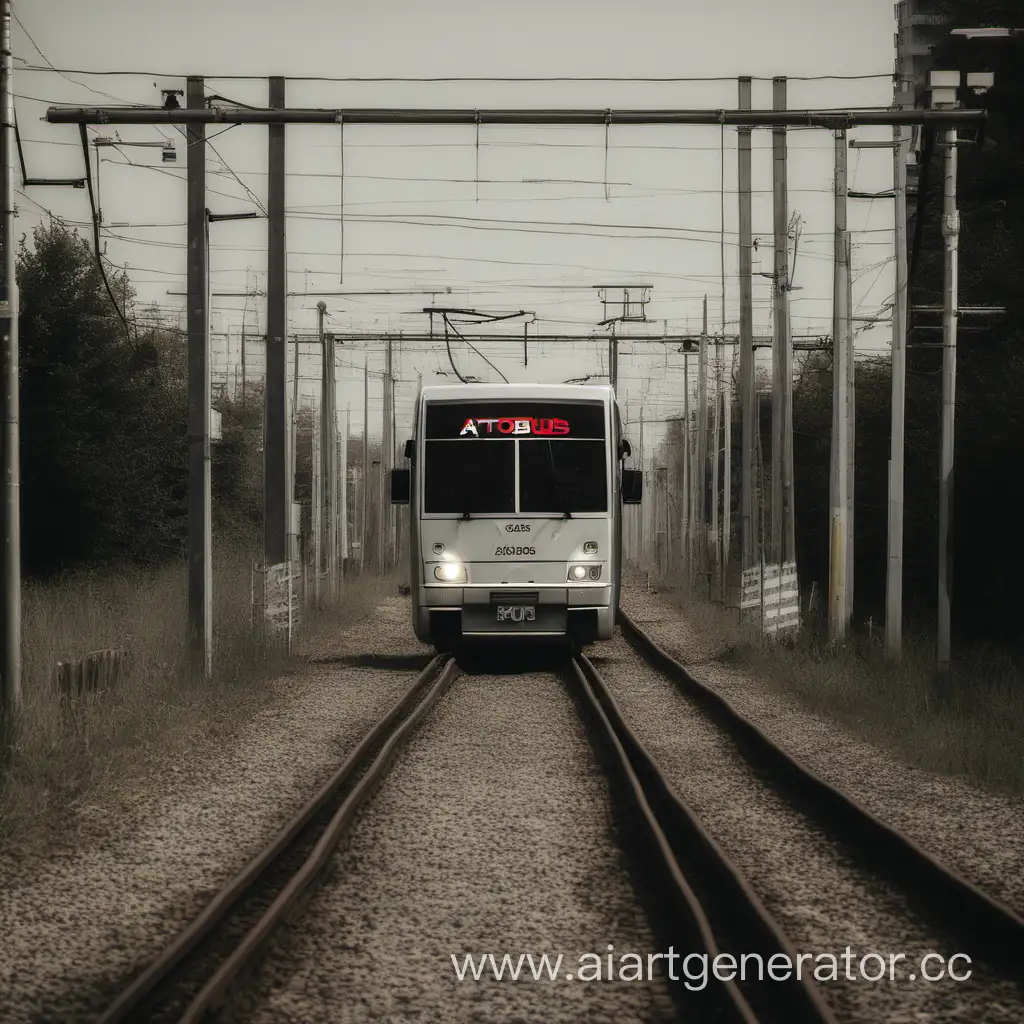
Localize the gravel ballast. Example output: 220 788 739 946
236 664 679 1024
0 598 428 1024
621 586 1024 917
599 614 1023 1022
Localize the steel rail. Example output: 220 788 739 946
177 654 459 1022
95 653 456 1024
567 656 758 1023
617 608 1024 975
572 655 838 1024
45 106 987 128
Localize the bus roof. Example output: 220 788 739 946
419 383 615 403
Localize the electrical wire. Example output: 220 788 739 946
442 316 469 383
443 314 510 383
17 65 896 82
78 124 137 351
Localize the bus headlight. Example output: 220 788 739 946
434 562 467 583
568 564 601 582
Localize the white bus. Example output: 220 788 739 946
390 383 641 650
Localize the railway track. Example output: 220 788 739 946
87 624 1023 1024
616 608 1024 979
92 654 459 1024
569 652 837 1024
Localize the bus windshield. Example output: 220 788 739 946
422 401 608 515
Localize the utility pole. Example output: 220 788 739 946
383 337 393 571
698 297 708 582
240 324 246 409
845 234 855 625
886 126 910 660
0 0 20 719
637 407 644 565
938 123 959 679
330 399 339 597
711 372 721 599
719 101 731 604
186 76 212 679
683 357 691 586
264 76 288 570
312 400 320 607
362 358 368 575
341 404 349 572
829 129 850 641
771 76 796 567
737 76 755 583
609 331 618 392
290 334 299 563
317 301 334 600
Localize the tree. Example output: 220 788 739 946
16 220 188 573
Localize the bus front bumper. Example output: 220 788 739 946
417 585 614 641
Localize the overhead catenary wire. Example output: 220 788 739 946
16 65 897 82
77 123 137 350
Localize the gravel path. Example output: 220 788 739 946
0 597 429 1024
596 625 1023 1023
622 587 1024 917
234 663 679 1024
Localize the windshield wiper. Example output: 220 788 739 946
461 511 472 520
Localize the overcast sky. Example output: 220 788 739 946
14 0 901 455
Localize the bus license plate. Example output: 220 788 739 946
496 605 536 623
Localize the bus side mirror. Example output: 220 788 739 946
390 469 410 505
618 438 632 459
621 469 642 504
403 438 414 460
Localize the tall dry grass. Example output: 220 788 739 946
653 584 1024 799
0 542 394 842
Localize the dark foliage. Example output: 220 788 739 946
16 221 261 576
793 3 1024 645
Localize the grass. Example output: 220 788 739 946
649 582 1024 799
0 542 396 845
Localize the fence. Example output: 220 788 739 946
55 648 128 701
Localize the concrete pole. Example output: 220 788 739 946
719 106 730 603
362 358 368 574
770 78 786 565
312 401 320 607
384 337 393 571
340 404 349 570
318 304 327 592
711 382 721 599
638 408 644 566
186 76 212 679
377 376 385 578
886 125 910 660
316 302 337 599
0 0 20 717
683 358 691 586
697 298 708 576
737 77 755 579
938 126 958 678
264 76 288 569
290 334 298 562
845 234 855 624
329 397 338 597
829 129 849 641
771 76 796 567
